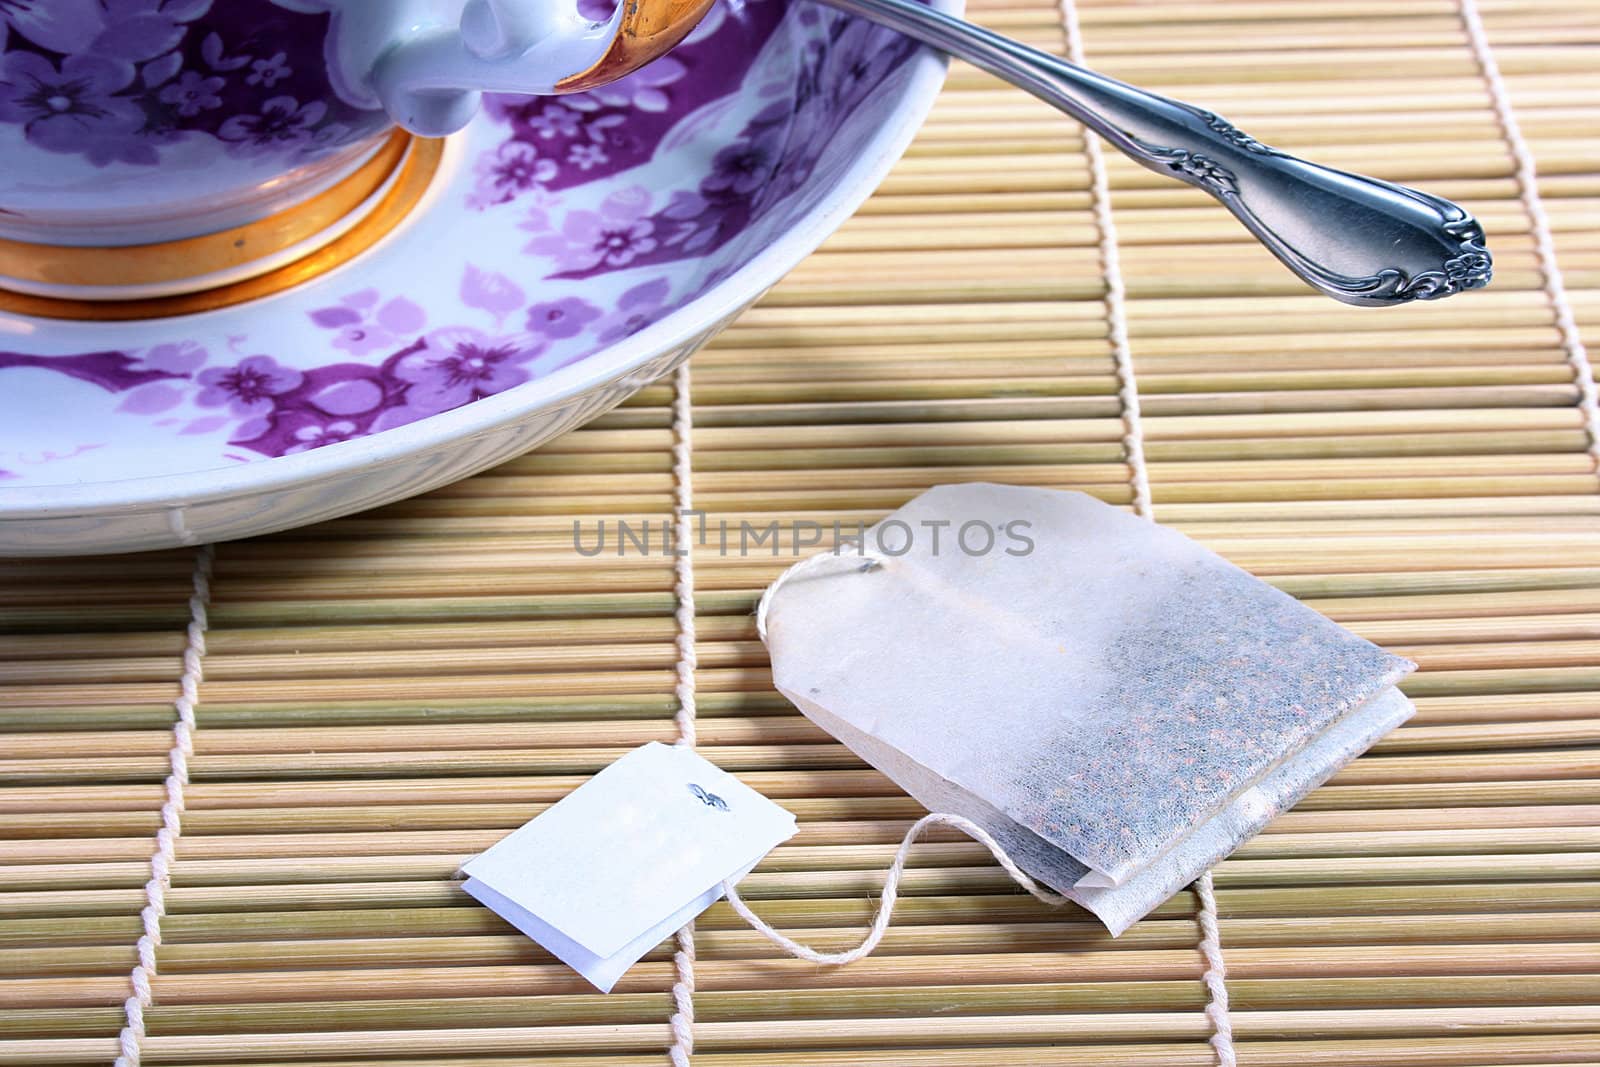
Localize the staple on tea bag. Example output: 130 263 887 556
759 483 1415 934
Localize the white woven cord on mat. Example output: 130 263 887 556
1056 0 1151 519
1457 0 1600 469
1053 1 1234 1062
115 543 216 1067
667 361 699 1067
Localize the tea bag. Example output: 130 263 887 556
763 484 1415 934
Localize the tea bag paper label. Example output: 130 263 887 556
460 742 796 991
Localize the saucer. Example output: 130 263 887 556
0 0 953 555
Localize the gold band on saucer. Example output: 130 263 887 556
0 134 445 322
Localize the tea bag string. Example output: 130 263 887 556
753 549 885 644
745 551 1069 965
722 810 1068 965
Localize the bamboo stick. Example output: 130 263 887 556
0 1005 1590 1065
15 801 1600 864
10 973 1600 1042
1298 781 1600 810
32 1039 1577 1067
7 939 1600 1020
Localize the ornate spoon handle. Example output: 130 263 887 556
821 0 1492 307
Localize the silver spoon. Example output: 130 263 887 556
818 0 1492 307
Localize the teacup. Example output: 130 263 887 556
0 0 710 296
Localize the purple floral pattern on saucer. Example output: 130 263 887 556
2 262 680 460
467 2 788 206
0 349 184 392
475 4 916 280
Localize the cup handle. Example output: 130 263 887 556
371 0 717 137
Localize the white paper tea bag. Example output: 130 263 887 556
763 484 1415 934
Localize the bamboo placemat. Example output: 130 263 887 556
4 0 1599 1063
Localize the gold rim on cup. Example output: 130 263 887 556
0 133 445 322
